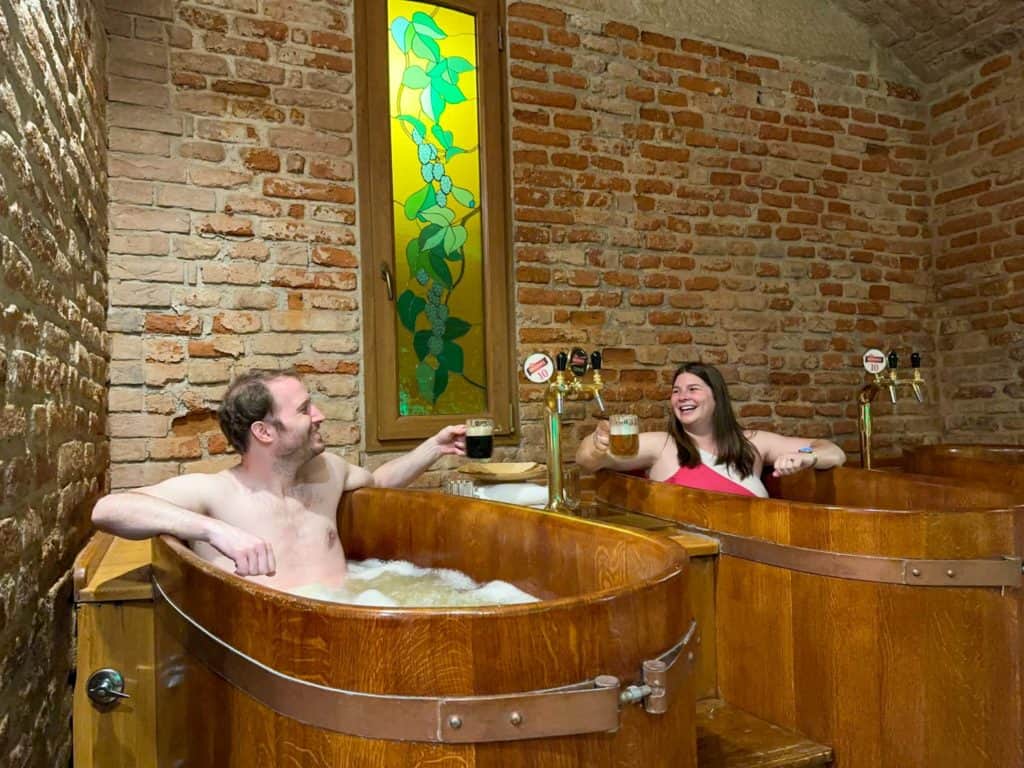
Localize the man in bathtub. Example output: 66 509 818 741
91 368 467 591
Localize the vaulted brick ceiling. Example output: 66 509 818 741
832 0 1024 82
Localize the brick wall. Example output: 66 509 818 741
104 0 362 489
106 0 946 491
507 3 938 458
0 0 108 765
929 48 1024 441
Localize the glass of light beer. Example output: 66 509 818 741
609 414 639 457
466 417 494 461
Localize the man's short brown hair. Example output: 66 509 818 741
218 368 300 454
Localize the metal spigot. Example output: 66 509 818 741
590 351 606 415
910 352 924 403
886 351 899 403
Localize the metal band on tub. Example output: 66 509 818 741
152 577 697 743
675 523 1022 588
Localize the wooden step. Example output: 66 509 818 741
697 699 832 768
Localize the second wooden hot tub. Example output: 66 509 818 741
597 467 1024 768
151 487 697 767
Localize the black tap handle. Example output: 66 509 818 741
910 352 921 368
555 351 568 371
887 351 899 369
569 347 588 376
590 350 602 371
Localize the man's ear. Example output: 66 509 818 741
250 420 275 446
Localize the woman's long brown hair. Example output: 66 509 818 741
668 362 757 478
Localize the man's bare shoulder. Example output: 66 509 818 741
132 469 239 515
297 453 357 485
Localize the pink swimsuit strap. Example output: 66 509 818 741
664 462 757 497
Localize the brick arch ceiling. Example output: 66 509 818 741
832 0 1024 82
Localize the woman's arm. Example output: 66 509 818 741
576 421 667 473
749 430 846 477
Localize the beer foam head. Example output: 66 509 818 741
467 423 493 436
610 422 638 435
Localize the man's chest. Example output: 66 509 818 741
215 488 342 548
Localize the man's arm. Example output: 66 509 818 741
91 474 276 576
372 425 467 488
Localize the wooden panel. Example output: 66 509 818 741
151 488 698 767
696 698 832 768
77 537 154 603
595 470 1024 768
73 603 157 768
902 444 1024 497
688 556 717 700
767 464 1021 510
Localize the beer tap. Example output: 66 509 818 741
547 351 569 416
533 348 606 513
886 351 899 403
910 352 924 403
857 348 927 469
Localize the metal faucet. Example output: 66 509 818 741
544 349 604 512
858 351 924 469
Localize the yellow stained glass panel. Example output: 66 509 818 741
387 0 486 415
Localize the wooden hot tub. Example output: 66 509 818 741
596 468 1024 768
151 487 697 767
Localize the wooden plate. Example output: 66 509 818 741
456 463 547 484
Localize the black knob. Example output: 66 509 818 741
555 351 568 371
590 350 602 371
910 352 921 368
887 351 899 369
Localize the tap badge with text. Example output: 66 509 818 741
862 348 886 374
523 353 554 384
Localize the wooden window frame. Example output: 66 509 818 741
355 0 515 451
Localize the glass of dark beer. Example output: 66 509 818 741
609 414 639 457
466 417 494 461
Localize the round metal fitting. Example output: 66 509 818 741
911 568 921 577
86 668 130 707
946 569 956 578
509 711 523 727
448 715 463 730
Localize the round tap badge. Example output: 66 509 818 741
523 352 554 384
862 348 887 374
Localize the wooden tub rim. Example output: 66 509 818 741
599 468 1024 516
154 513 688 618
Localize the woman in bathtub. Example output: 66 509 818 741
576 362 846 497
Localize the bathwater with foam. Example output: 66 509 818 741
291 559 539 607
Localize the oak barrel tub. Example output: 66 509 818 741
898 444 1024 496
596 469 1024 768
152 487 697 767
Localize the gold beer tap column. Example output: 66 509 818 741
858 350 925 469
544 349 604 513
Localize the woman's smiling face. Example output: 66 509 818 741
671 372 716 428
